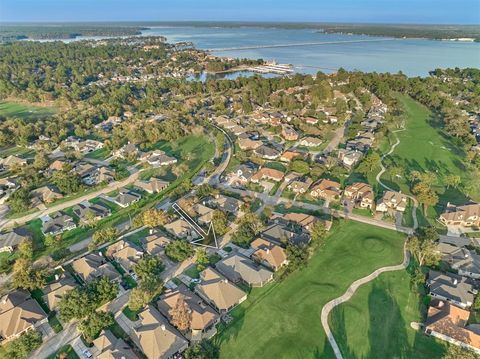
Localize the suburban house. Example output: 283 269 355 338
251 167 284 183
231 125 248 136
71 162 97 183
225 163 258 187
140 150 177 167
157 284 219 340
280 150 302 163
343 182 375 209
287 176 313 194
141 232 171 256
0 155 27 170
193 204 215 225
299 136 322 147
440 203 480 229
93 330 136 359
310 179 342 202
437 242 480 279
106 240 143 273
216 254 273 287
254 145 281 160
261 223 310 247
275 212 332 232
305 117 319 125
114 143 140 159
251 238 289 271
130 306 188 359
425 299 480 354
238 138 262 151
71 253 121 283
63 136 104 154
165 219 195 239
96 166 116 185
73 162 115 186
346 132 375 152
42 273 77 311
338 149 363 168
42 212 76 236
73 202 111 225
251 112 270 124
0 290 47 343
114 189 141 208
376 191 408 213
134 177 169 194
30 185 63 206
427 270 476 309
281 125 299 141
208 195 242 215
48 159 67 172
0 227 31 253
195 267 247 313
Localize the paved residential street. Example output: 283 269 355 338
33 323 79 359
0 167 143 230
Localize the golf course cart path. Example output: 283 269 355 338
321 245 410 359
375 128 419 230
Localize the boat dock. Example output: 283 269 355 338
246 62 293 75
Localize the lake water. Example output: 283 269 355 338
142 26 480 76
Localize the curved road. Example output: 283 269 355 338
321 245 410 359
375 128 419 230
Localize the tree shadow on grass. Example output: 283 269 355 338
212 306 246 347
366 284 410 359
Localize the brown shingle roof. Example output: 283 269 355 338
157 284 218 331
0 290 46 341
251 238 288 270
426 300 480 350
131 306 188 359
195 268 247 311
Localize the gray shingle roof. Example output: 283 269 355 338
427 270 475 306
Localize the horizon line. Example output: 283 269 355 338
1 20 480 26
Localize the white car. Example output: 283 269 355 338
82 349 93 358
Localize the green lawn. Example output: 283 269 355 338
85 147 111 160
330 270 446 359
381 95 476 217
184 264 201 279
352 207 373 217
46 345 79 359
48 313 64 333
122 228 149 247
0 145 35 158
122 306 141 321
216 220 406 359
0 101 56 121
263 161 287 173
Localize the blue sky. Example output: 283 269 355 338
1 0 479 24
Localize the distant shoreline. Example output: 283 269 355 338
1 21 479 42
